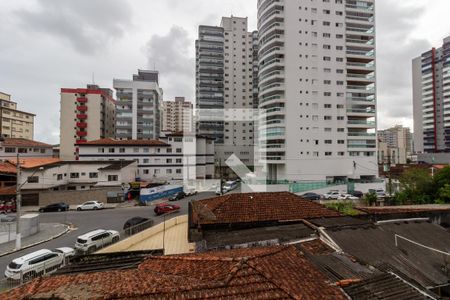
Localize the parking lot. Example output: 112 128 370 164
0 191 216 277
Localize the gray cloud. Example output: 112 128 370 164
15 0 133 55
376 0 431 129
145 26 195 101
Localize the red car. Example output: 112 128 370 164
0 201 16 214
154 203 180 216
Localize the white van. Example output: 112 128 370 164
5 249 64 281
74 229 120 254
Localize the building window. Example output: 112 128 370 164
166 169 172 174
176 148 182 153
176 159 182 163
166 159 172 163
133 148 139 153
143 169 149 174
98 148 104 153
325 140 332 144
119 148 125 153
143 159 149 164
166 148 172 153
154 169 160 174
89 172 98 178
108 175 118 182
143 148 150 153
18 148 27 153
325 152 332 156
27 176 39 183
109 148 115 153
5 147 15 153
70 173 80 179
176 169 182 174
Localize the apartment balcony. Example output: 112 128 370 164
345 15 374 24
347 132 377 140
259 46 284 63
347 108 375 117
259 107 285 118
347 61 375 71
346 49 375 60
259 95 285 108
77 105 88 112
76 139 87 144
260 156 286 164
76 97 88 103
347 85 375 94
258 0 283 17
347 120 376 128
258 6 284 29
345 4 374 13
76 114 87 120
259 58 284 74
76 122 87 128
259 83 285 97
76 131 87 137
347 73 375 83
346 38 374 48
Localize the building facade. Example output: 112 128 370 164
77 134 214 182
0 91 35 140
161 97 194 133
196 16 259 171
377 125 413 154
60 85 116 161
0 138 53 160
114 70 162 140
257 0 377 182
413 36 450 154
377 141 407 165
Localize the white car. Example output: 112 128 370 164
323 191 340 200
76 201 104 211
53 247 76 259
74 229 120 254
337 194 360 200
5 249 64 281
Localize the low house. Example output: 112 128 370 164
76 133 214 182
0 138 53 160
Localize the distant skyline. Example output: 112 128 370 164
0 0 449 144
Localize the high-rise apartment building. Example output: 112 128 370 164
412 36 450 154
114 70 162 140
378 125 413 154
60 85 116 160
0 91 35 140
161 97 194 133
257 0 377 182
196 16 259 170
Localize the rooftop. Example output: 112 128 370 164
358 205 450 215
327 220 450 288
0 138 52 148
0 162 17 174
3 246 347 300
191 192 341 226
78 138 170 147
7 157 61 169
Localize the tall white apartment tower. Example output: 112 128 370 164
114 70 162 140
412 36 450 154
196 16 259 172
257 0 377 182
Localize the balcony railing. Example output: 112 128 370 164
77 105 88 112
76 97 88 103
76 131 87 137
76 122 87 128
76 114 87 120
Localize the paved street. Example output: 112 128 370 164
0 192 216 275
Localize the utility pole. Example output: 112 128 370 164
219 160 223 196
15 154 21 250
387 151 393 197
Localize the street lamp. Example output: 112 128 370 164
15 154 44 250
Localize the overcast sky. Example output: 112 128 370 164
0 0 449 144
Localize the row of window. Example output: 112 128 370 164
299 151 375 157
143 169 182 175
97 147 182 154
300 115 346 121
2 147 47 154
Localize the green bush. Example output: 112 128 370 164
364 192 378 206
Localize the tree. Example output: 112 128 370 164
438 184 450 203
364 192 378 206
433 166 450 190
398 167 433 204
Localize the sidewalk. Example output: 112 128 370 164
0 223 69 257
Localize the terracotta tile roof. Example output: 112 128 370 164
192 192 341 225
7 157 61 169
1 138 52 148
0 162 16 174
78 138 170 147
3 246 347 300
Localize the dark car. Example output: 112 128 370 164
154 203 180 216
301 192 321 200
39 203 69 213
123 217 154 235
169 192 187 201
351 191 364 199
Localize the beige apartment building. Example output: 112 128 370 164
0 91 35 140
161 97 193 133
60 85 116 160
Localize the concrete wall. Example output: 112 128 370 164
39 188 122 206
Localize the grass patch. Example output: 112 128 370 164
325 201 362 216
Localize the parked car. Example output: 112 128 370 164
123 217 154 235
5 249 64 281
53 247 76 259
337 194 360 200
74 229 120 254
223 181 238 192
369 189 386 198
154 203 180 216
351 190 364 199
0 201 16 214
39 203 69 213
76 201 104 211
301 192 321 200
323 190 341 200
169 192 187 201
185 189 198 196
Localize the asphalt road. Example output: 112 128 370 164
0 191 216 275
